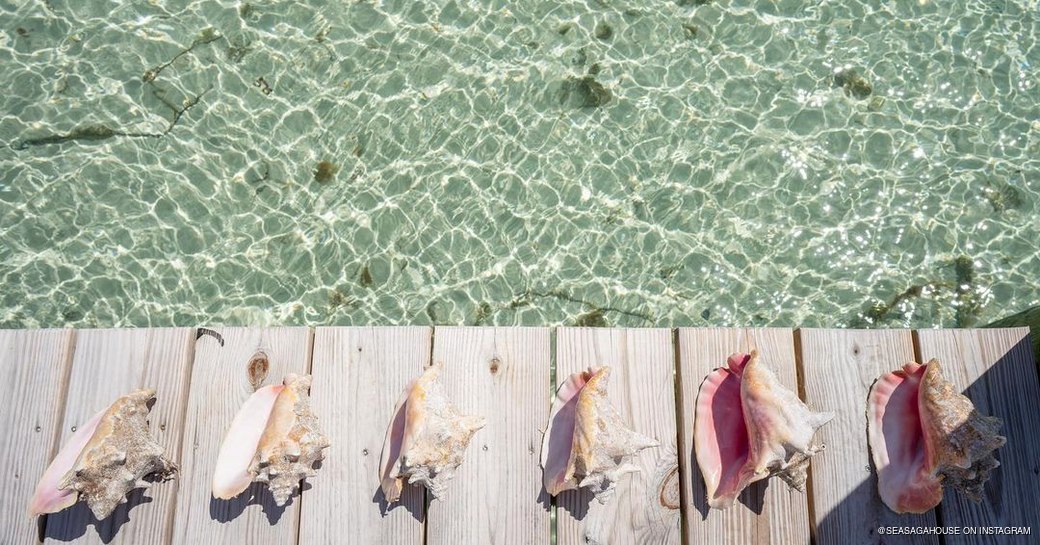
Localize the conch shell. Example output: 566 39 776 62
28 389 177 519
379 363 486 503
694 351 833 509
540 366 659 503
212 374 329 506
867 359 1005 514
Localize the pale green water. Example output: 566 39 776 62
1 0 1038 328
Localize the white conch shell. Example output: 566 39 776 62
379 363 486 503
540 366 659 504
694 351 833 509
28 389 177 519
212 373 329 506
868 358 1005 514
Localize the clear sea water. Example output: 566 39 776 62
1 0 1037 329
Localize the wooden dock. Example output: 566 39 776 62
1 327 1037 545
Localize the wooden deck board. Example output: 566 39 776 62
914 327 1040 544
426 327 552 545
797 328 938 545
555 327 680 545
0 329 75 545
43 328 195 545
171 327 312 545
676 327 811 545
298 326 429 545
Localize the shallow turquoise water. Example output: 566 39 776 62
1 0 1038 328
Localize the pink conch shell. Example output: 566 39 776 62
379 363 486 502
540 366 659 504
212 374 329 506
868 359 1005 514
28 389 177 519
694 351 833 509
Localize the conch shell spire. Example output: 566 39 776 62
212 373 329 506
540 366 659 504
379 363 486 503
868 358 1005 513
694 351 833 509
28 389 177 519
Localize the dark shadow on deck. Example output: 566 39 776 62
812 332 1039 545
43 487 152 543
372 481 424 522
209 482 290 525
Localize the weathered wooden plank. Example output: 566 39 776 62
0 329 75 545
43 328 194 545
171 327 311 545
914 327 1040 544
298 327 429 545
426 327 551 545
797 329 938 545
676 327 811 545
556 327 680 545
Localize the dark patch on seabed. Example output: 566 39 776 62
473 302 493 325
982 179 1026 213
314 160 338 183
852 256 987 328
558 75 612 109
832 68 873 99
510 289 652 327
358 264 374 288
11 28 219 150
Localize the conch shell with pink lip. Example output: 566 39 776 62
28 389 177 519
694 351 834 509
379 364 486 503
867 359 1005 514
540 366 659 503
212 374 329 506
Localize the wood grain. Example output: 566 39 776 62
298 327 429 545
555 327 680 545
0 329 75 545
914 327 1040 544
43 328 195 545
171 327 312 545
676 328 811 545
426 327 551 545
797 328 938 545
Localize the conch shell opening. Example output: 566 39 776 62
540 366 659 504
694 351 833 509
212 373 329 506
867 359 1005 514
379 363 486 503
28 389 178 519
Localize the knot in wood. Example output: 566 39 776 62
659 467 680 509
248 350 270 390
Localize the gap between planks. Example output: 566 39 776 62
163 329 200 545
424 326 435 545
671 328 689 545
548 327 558 545
40 329 79 543
292 327 317 545
791 329 819 545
